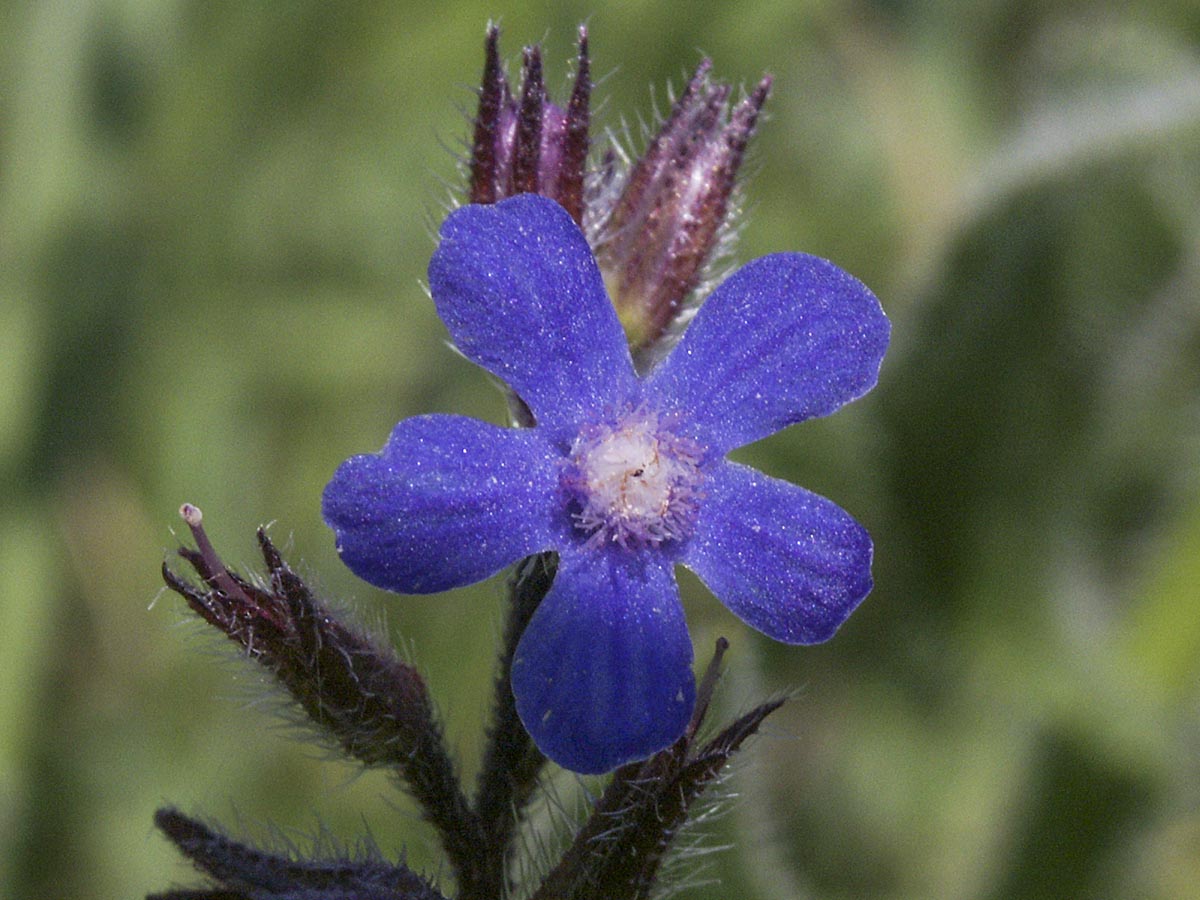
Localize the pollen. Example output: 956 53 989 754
564 406 704 549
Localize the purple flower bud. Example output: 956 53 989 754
598 65 772 353
468 25 590 225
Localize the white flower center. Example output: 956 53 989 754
565 407 704 550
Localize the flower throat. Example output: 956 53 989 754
564 406 705 550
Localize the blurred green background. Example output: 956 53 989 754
3 1 1199 898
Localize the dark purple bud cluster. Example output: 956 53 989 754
163 507 484 885
598 66 772 353
166 505 447 775
467 28 770 358
468 25 591 225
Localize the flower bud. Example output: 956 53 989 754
597 65 771 354
468 25 590 225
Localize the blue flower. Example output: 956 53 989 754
322 194 889 774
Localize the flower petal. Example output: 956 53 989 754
322 415 560 594
683 461 873 644
512 550 694 773
647 253 889 454
429 195 637 444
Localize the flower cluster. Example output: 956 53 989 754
151 25 888 900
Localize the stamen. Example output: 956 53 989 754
179 503 252 606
